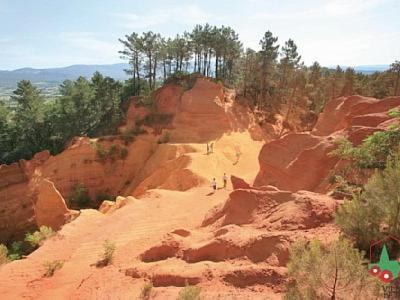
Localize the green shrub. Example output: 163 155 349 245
95 191 115 202
0 244 9 265
121 125 145 144
68 183 91 208
43 260 64 277
7 241 23 261
286 238 378 299
157 132 170 144
25 226 55 248
120 147 129 159
164 72 197 91
94 142 107 162
97 240 116 267
143 113 173 126
108 144 121 162
177 284 201 300
336 149 400 251
330 109 400 169
140 281 153 299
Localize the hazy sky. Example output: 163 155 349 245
0 0 399 69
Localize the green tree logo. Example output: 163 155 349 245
369 236 400 284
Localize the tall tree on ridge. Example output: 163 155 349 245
390 60 400 96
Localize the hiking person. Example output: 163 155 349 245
211 178 217 193
210 142 214 153
223 173 228 189
206 143 209 155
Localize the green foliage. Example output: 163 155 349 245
93 142 130 162
97 240 116 267
0 244 9 265
177 284 202 300
286 238 377 299
120 147 129 159
121 125 145 144
330 174 362 198
164 72 197 90
143 113 173 126
157 132 170 144
7 241 23 261
330 126 400 170
25 226 55 248
94 142 107 162
68 183 91 208
95 191 115 203
336 149 400 250
140 281 153 300
0 72 127 165
43 260 64 277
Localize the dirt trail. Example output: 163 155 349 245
0 132 265 299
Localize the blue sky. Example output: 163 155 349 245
0 0 399 69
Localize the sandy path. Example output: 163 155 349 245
0 132 264 299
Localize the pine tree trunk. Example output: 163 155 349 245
163 61 166 80
215 56 219 78
153 57 157 90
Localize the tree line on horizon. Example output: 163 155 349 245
119 24 400 122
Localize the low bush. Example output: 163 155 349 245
97 240 116 267
0 244 8 265
95 191 115 203
68 183 91 208
25 226 55 248
120 147 129 159
285 238 378 299
335 149 400 251
7 241 23 261
43 260 64 277
140 281 153 300
177 284 201 300
143 113 173 126
94 143 107 162
157 132 170 144
330 108 400 169
164 71 198 91
121 125 146 145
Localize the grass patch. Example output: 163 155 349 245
43 260 64 277
0 244 8 265
25 226 55 248
121 125 146 145
140 281 153 300
96 240 116 267
68 183 91 209
177 284 202 300
157 132 170 144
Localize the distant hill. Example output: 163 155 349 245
329 64 390 74
0 63 131 87
353 65 390 74
0 63 391 89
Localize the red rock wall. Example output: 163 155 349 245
0 163 36 243
255 96 400 192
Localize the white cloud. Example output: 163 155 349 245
323 0 387 16
60 32 119 54
252 0 390 21
115 4 213 29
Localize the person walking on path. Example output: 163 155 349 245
206 143 209 155
210 142 214 153
211 178 217 193
223 173 228 189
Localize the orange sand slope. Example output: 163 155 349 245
0 133 268 299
